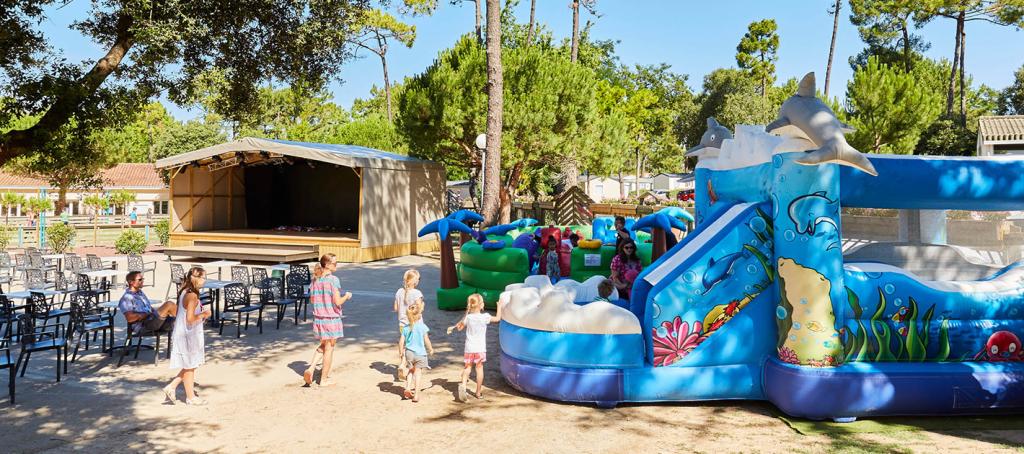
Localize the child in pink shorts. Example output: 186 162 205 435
447 293 503 402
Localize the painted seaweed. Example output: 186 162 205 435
843 287 953 363
743 244 774 282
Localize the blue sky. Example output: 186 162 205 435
39 1 1024 120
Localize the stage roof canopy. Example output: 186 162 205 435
155 137 439 172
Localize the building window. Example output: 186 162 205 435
152 200 169 215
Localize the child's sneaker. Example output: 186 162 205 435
457 383 468 402
403 389 414 400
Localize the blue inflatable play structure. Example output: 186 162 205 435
498 73 1024 421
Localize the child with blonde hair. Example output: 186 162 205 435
303 253 352 387
400 304 433 402
447 293 503 402
394 269 424 379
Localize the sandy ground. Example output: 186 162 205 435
2 254 1023 453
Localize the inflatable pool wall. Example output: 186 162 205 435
500 74 1024 420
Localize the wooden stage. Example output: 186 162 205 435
164 229 438 263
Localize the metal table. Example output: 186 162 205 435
202 279 240 326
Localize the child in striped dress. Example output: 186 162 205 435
303 253 352 387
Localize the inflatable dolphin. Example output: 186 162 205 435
686 117 733 157
765 73 878 176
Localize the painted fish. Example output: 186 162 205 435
701 251 747 293
787 191 840 244
707 179 718 205
890 306 909 323
806 321 824 332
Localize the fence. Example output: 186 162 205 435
1 222 164 249
512 200 692 225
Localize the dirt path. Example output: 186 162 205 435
2 255 1022 453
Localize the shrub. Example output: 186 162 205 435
154 219 170 246
45 222 76 253
115 229 148 254
0 224 12 250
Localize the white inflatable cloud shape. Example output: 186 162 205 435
696 124 819 172
500 276 640 335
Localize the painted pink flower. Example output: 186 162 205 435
778 346 800 364
652 316 705 367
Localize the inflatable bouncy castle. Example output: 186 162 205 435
498 72 1024 421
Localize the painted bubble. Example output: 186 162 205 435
894 298 903 307
683 271 697 283
773 155 783 168
823 340 833 349
746 264 758 274
771 194 780 218
687 298 694 305
784 230 796 241
776 306 788 319
884 283 896 294
789 334 797 341
694 289 703 296
779 175 787 183
750 239 760 246
655 326 668 338
652 303 661 318
800 298 808 305
800 236 808 242
793 322 802 330
749 216 768 234
765 240 773 249
744 285 753 292
804 309 811 314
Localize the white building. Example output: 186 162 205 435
0 163 169 218
580 174 654 202
652 173 695 192
978 116 1024 156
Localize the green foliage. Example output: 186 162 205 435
0 224 12 250
735 19 779 97
24 197 54 216
154 219 170 246
330 114 408 154
1 1 372 165
0 192 26 224
83 195 109 218
45 222 76 254
848 0 929 72
915 116 976 156
114 229 148 255
397 34 624 196
999 63 1024 115
845 57 942 153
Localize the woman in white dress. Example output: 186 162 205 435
163 266 212 405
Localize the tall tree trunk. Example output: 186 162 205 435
475 0 483 44
945 11 964 116
824 0 841 99
634 147 641 197
959 27 967 126
379 51 393 123
617 169 624 200
901 23 912 72
526 0 537 45
570 0 580 63
482 0 503 226
56 188 67 216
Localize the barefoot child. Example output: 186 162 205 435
447 293 503 402
304 254 352 387
394 269 424 380
400 304 433 402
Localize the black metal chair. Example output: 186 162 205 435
0 251 13 292
165 263 185 300
64 254 84 274
75 273 108 306
28 252 58 282
86 254 109 272
27 291 69 329
24 268 52 291
219 283 263 337
127 254 156 287
16 303 68 383
116 312 172 368
287 266 311 321
0 335 14 404
0 295 22 341
69 291 112 362
258 277 298 329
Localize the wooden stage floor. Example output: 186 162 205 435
163 229 359 262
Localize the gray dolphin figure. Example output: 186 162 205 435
686 117 733 157
766 72 877 176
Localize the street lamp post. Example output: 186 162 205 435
475 133 487 210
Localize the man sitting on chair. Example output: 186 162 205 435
119 271 177 332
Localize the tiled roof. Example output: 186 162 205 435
979 116 1024 142
0 163 165 189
